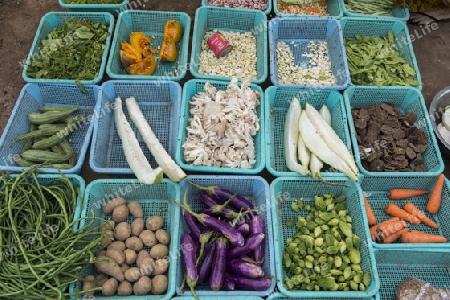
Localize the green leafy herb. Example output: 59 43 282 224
344 31 421 87
26 17 109 81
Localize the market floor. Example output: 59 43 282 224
0 0 449 184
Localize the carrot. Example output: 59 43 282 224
381 228 410 244
426 173 446 214
385 203 421 225
376 220 407 240
388 188 429 200
363 194 377 226
403 202 439 229
400 230 447 243
369 217 400 242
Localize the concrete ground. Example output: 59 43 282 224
0 0 449 183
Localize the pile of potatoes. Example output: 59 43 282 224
82 197 171 296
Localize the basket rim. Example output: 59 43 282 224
22 11 114 85
89 79 182 174
189 6 269 84
175 78 266 174
269 176 380 298
58 0 129 8
343 85 445 177
105 10 191 81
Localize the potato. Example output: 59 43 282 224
125 236 144 251
106 248 125 265
133 276 152 295
139 230 157 247
99 220 115 231
114 222 131 241
124 267 141 283
120 263 130 273
131 218 144 236
107 241 126 252
152 258 169 276
100 230 114 248
155 229 170 245
113 205 129 223
118 280 133 296
150 244 168 259
97 250 107 258
102 278 118 296
124 248 137 265
95 259 124 282
81 275 95 297
139 257 155 276
127 200 144 218
146 216 163 231
103 197 126 214
95 273 109 288
151 275 168 295
136 250 151 267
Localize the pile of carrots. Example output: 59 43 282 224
364 174 447 244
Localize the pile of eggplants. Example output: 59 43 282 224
179 182 272 296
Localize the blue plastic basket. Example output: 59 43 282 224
374 249 450 300
339 0 409 21
106 10 191 82
176 176 276 297
22 12 114 85
274 0 343 18
267 291 376 299
340 17 421 90
190 7 268 84
264 86 354 177
269 17 350 90
173 296 264 299
270 177 379 298
360 175 450 249
344 86 445 177
0 83 99 174
69 178 180 299
175 79 265 174
89 80 182 175
202 0 272 15
58 0 129 15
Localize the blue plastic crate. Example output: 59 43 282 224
270 177 379 298
0 83 99 174
89 80 182 175
360 175 450 249
58 0 129 16
106 10 191 82
274 0 343 18
374 249 450 300
22 12 114 85
173 297 264 299
269 17 350 90
175 79 265 174
339 0 409 21
69 178 180 299
190 7 268 84
176 175 276 297
344 86 445 177
267 291 376 299
264 86 354 178
202 0 272 15
340 17 421 90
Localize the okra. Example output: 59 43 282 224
28 107 78 125
19 124 37 153
59 139 75 165
39 105 79 113
13 126 65 143
21 149 71 163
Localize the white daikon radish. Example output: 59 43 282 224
309 105 331 179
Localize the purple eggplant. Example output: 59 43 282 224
199 190 219 208
223 274 235 291
228 233 265 259
189 181 256 214
237 222 250 236
230 276 272 291
197 228 215 264
180 233 199 297
198 241 216 284
209 237 228 291
176 201 245 247
183 210 202 242
226 259 265 279
249 215 265 263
